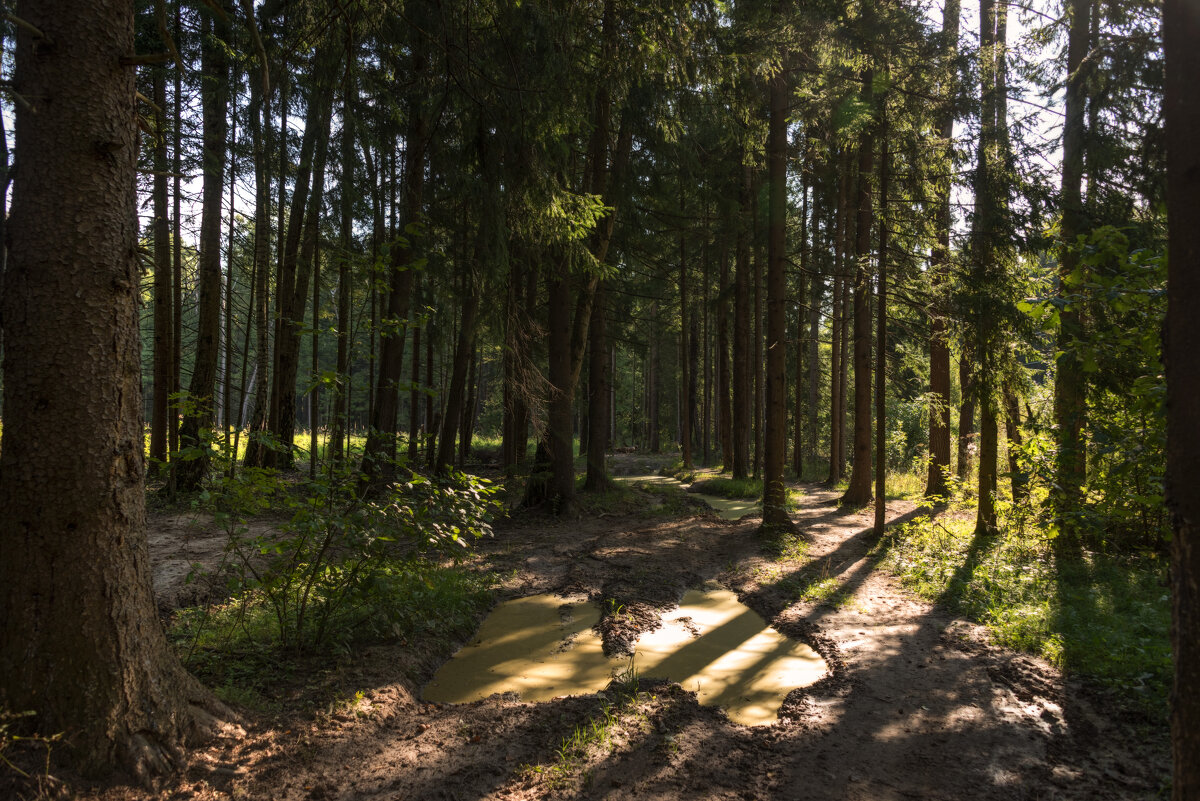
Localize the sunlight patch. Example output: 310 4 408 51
422 589 827 725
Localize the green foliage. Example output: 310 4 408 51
1022 227 1168 548
688 476 762 499
177 465 501 655
0 708 60 782
878 513 1171 718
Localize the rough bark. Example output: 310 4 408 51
1164 0 1200 793
0 0 238 778
762 58 793 530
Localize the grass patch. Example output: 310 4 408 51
688 476 762 499
170 561 494 705
877 514 1171 718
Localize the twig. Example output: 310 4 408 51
119 52 172 67
5 13 50 45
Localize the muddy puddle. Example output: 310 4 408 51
423 588 826 725
612 474 759 520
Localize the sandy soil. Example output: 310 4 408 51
9 468 1170 800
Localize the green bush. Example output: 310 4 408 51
180 464 501 654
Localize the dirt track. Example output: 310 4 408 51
39 473 1170 800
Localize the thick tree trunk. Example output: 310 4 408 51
177 6 231 491
1163 0 1200 792
0 0 237 777
842 76 876 507
762 59 792 530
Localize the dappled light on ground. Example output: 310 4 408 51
633 587 826 724
422 594 610 703
613 474 760 520
422 588 826 724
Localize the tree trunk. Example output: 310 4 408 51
732 165 753 480
243 58 273 470
0 0 237 777
793 176 809 478
177 5 231 491
584 280 611 489
762 57 792 530
925 0 960 500
151 68 172 466
361 26 426 487
1003 382 1027 503
842 75 876 507
1163 0 1200 790
272 78 334 469
719 246 733 471
874 118 890 534
409 278 423 464
679 181 693 470
330 50 355 463
1053 0 1092 531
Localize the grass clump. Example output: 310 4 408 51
877 513 1171 717
519 659 651 790
689 476 762 499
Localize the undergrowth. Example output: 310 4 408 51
876 513 1171 718
168 462 501 708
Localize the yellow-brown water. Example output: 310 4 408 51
423 589 827 725
612 474 759 520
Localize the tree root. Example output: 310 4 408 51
121 695 244 790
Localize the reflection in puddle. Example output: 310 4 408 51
612 474 759 520
423 590 826 725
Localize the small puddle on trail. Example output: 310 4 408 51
612 474 760 520
423 589 826 725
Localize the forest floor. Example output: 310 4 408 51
16 455 1170 800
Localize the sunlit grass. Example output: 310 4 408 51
876 513 1171 718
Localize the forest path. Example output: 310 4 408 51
117 477 1167 801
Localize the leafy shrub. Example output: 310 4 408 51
181 464 501 653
